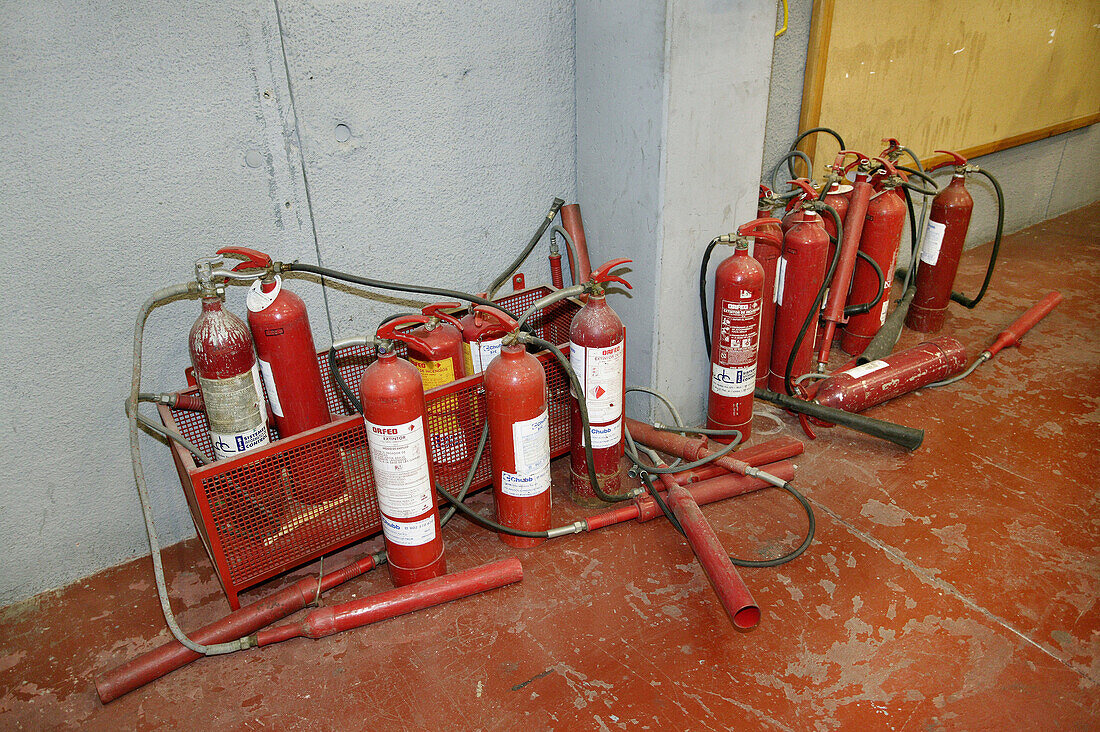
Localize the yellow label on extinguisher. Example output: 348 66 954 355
409 356 456 391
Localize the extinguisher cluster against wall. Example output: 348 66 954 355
737 128 1024 447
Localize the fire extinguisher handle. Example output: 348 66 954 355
987 292 1062 358
928 149 968 173
589 258 633 289
421 302 463 329
831 150 867 174
737 217 784 248
376 315 433 353
216 247 273 271
786 178 819 199
880 138 902 159
870 156 899 177
472 305 520 333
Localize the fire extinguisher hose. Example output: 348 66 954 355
128 283 256 657
842 251 885 317
486 197 567 297
950 168 1004 309
785 127 847 180
769 149 814 197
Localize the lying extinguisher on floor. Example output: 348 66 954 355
217 248 331 438
906 151 1005 333
704 219 781 442
841 158 907 356
569 259 632 506
360 318 447 587
476 306 552 548
189 257 270 461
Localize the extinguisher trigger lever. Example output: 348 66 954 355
587 258 633 291
421 302 463 329
375 315 433 354
472 305 520 335
216 247 274 273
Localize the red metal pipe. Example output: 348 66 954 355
818 173 874 362
669 435 804 484
560 204 592 283
96 553 380 704
660 474 761 629
583 460 797 531
625 418 766 478
253 559 522 645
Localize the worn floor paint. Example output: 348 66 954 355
2 204 1098 730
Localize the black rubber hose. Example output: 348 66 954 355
486 198 566 297
895 165 940 192
280 262 529 330
622 428 741 474
951 168 1003 309
787 127 846 179
328 347 360 413
699 237 722 358
435 483 554 539
784 204 843 395
842 250 885 317
770 150 814 195
523 335 630 503
439 422 488 528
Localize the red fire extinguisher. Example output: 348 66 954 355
840 158 907 356
780 180 850 241
769 196 830 394
476 306 552 548
360 318 447 587
189 258 270 461
458 301 508 375
407 303 467 388
568 259 632 506
216 248 331 439
754 188 785 389
706 219 780 442
906 151 1003 333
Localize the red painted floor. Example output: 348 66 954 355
2 204 1098 730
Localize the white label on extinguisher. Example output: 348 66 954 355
569 340 624 424
774 257 787 305
380 514 437 547
502 461 551 498
200 364 270 460
511 409 550 473
841 359 889 379
711 363 756 398
246 276 282 312
920 220 947 266
468 337 503 372
587 418 622 449
365 417 433 518
256 358 284 418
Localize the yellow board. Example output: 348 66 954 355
799 0 1100 175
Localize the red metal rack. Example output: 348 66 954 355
158 287 578 609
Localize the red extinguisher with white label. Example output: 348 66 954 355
754 189 785 389
189 258 270 461
840 158 907 356
458 300 508 375
705 219 779 442
361 317 446 587
568 259 632 507
906 151 1003 333
476 306 552 548
217 248 331 438
769 191 830 394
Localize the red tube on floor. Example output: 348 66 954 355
96 553 380 704
670 435 804 485
625 419 777 478
660 474 761 629
254 559 523 645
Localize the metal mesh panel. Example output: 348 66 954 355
163 286 579 599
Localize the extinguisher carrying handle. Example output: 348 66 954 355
986 292 1062 358
472 305 520 335
928 149 968 173
421 302 464 330
376 314 433 354
217 247 274 272
831 150 868 175
588 258 633 290
737 217 784 249
880 138 903 161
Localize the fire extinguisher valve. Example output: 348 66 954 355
420 302 464 331
375 314 433 354
583 258 634 296
929 149 969 174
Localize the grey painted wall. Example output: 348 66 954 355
576 0 777 424
760 0 1100 264
0 0 575 605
